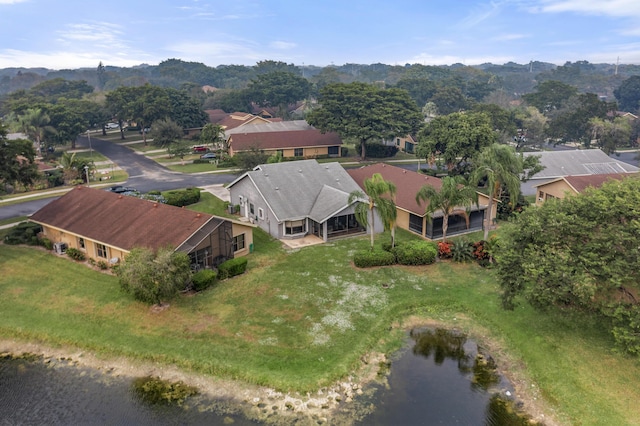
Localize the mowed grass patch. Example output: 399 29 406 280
2 233 640 423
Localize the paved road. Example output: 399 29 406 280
0 136 240 221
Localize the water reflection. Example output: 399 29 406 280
355 328 538 426
0 355 256 425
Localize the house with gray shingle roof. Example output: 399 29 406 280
226 160 372 241
521 149 639 196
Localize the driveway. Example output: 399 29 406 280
0 136 240 220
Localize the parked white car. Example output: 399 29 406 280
106 123 119 129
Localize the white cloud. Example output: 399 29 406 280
0 49 144 69
269 41 296 50
530 0 640 18
56 23 131 52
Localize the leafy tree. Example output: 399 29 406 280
254 60 300 75
164 88 208 128
247 71 311 118
546 93 615 145
494 176 640 355
416 111 496 173
428 86 469 115
46 99 94 149
613 75 640 112
395 78 437 107
0 123 40 192
472 103 518 137
589 116 632 155
117 247 192 306
28 78 93 102
16 107 55 156
200 123 225 150
522 80 578 113
150 118 184 149
167 142 192 165
348 173 397 249
518 106 548 150
307 82 423 160
235 147 270 172
470 144 530 240
416 175 478 242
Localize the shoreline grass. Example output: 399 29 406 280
1 233 639 425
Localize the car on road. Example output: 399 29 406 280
105 185 137 194
105 123 119 129
139 127 151 134
200 152 216 159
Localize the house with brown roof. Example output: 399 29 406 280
347 163 494 240
226 120 342 159
205 110 277 131
533 173 638 206
29 186 254 270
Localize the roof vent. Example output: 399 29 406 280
196 213 201 218
153 203 158 208
403 170 406 173
275 187 279 190
298 169 302 173
118 195 123 199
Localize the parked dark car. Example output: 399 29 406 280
200 152 216 159
105 185 137 194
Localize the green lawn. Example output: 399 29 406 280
1 216 639 424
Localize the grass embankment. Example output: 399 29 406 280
0 223 638 425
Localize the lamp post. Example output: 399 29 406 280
87 130 92 158
84 165 90 187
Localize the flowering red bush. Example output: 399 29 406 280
437 241 453 258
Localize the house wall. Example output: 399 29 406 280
229 177 280 238
232 223 254 257
535 181 574 206
39 224 127 263
230 146 338 159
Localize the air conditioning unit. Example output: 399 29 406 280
53 242 68 254
109 257 120 265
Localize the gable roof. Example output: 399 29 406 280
533 173 638 193
225 120 313 135
347 163 447 216
229 128 342 152
228 160 361 223
205 110 274 131
523 149 639 179
29 186 222 252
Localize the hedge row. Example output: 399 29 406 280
192 269 217 291
354 240 438 267
218 257 248 279
164 188 201 207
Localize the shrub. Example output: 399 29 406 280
217 257 248 279
3 222 42 245
472 240 493 267
40 237 53 250
192 159 212 164
450 240 474 263
192 269 217 291
66 247 86 261
437 241 453 258
340 147 349 157
97 260 109 270
356 142 398 158
164 188 201 207
392 241 438 265
353 249 396 268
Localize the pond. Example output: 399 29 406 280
0 329 538 425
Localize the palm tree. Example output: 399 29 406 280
348 173 397 249
18 108 55 156
470 143 524 240
60 151 80 184
415 175 478 242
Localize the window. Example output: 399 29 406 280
409 214 423 235
396 138 401 146
285 220 306 235
258 207 264 220
239 195 244 206
294 148 303 157
233 234 245 252
78 237 85 250
328 146 339 155
96 243 108 259
250 203 255 215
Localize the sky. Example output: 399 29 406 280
1 0 640 70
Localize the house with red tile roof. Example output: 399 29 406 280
347 163 494 240
533 173 638 206
29 186 254 269
226 120 342 159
